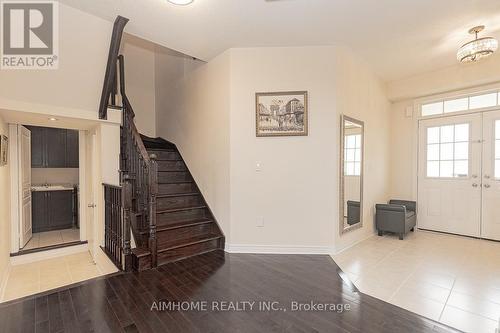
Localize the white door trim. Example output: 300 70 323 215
79 130 87 242
8 124 20 253
9 126 90 253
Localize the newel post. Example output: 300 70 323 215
148 154 158 268
122 174 133 271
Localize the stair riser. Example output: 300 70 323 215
158 183 198 195
156 195 204 211
157 160 186 172
150 151 180 160
157 223 214 249
158 172 192 183
157 208 208 225
158 239 220 265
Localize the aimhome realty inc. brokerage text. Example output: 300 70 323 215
151 300 351 313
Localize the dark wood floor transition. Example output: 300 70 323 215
0 251 458 333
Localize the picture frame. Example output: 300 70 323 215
0 135 7 166
256 91 308 137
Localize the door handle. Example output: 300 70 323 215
472 183 479 188
88 203 96 208
484 175 490 179
484 184 491 188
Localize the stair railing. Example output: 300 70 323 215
116 54 158 270
100 15 157 271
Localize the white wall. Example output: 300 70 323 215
121 34 157 137
156 51 232 240
387 53 500 102
0 116 11 290
333 48 391 252
229 46 338 249
155 45 391 253
32 168 79 185
389 100 416 199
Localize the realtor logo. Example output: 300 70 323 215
1 1 58 69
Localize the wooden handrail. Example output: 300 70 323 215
98 16 129 120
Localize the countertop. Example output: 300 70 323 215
31 184 77 192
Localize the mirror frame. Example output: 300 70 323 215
339 115 364 235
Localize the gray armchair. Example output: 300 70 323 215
375 200 416 240
347 200 360 225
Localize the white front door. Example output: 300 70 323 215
481 110 500 241
418 113 482 237
18 125 32 247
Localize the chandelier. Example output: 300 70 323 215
457 26 498 63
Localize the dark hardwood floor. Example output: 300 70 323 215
0 251 458 333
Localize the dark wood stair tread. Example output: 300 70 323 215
132 247 150 258
158 180 193 185
147 148 176 152
158 234 223 252
139 218 213 234
157 192 199 198
157 205 207 214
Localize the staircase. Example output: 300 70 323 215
131 137 225 271
99 16 224 272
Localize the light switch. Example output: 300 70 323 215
256 162 262 172
257 216 264 227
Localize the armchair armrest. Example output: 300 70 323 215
375 204 406 213
388 199 416 213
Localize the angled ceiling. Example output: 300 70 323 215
58 0 500 81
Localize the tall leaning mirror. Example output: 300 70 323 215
340 115 364 234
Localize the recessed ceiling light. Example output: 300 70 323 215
168 0 194 5
48 117 58 121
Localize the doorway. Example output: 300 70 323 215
9 124 89 255
417 110 500 241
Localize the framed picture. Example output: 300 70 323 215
0 135 7 166
256 91 308 137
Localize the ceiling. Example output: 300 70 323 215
58 0 500 82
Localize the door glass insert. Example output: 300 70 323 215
426 123 470 178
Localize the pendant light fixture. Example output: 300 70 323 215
168 0 194 5
457 25 498 63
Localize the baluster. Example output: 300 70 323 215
122 175 133 271
149 154 158 268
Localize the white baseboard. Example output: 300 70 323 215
0 263 11 301
332 232 377 255
225 244 334 255
10 244 89 266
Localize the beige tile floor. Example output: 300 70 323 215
332 230 500 333
22 228 80 250
1 251 107 303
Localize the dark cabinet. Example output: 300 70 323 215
46 128 67 168
32 190 74 232
25 126 79 168
30 127 45 168
32 192 48 232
